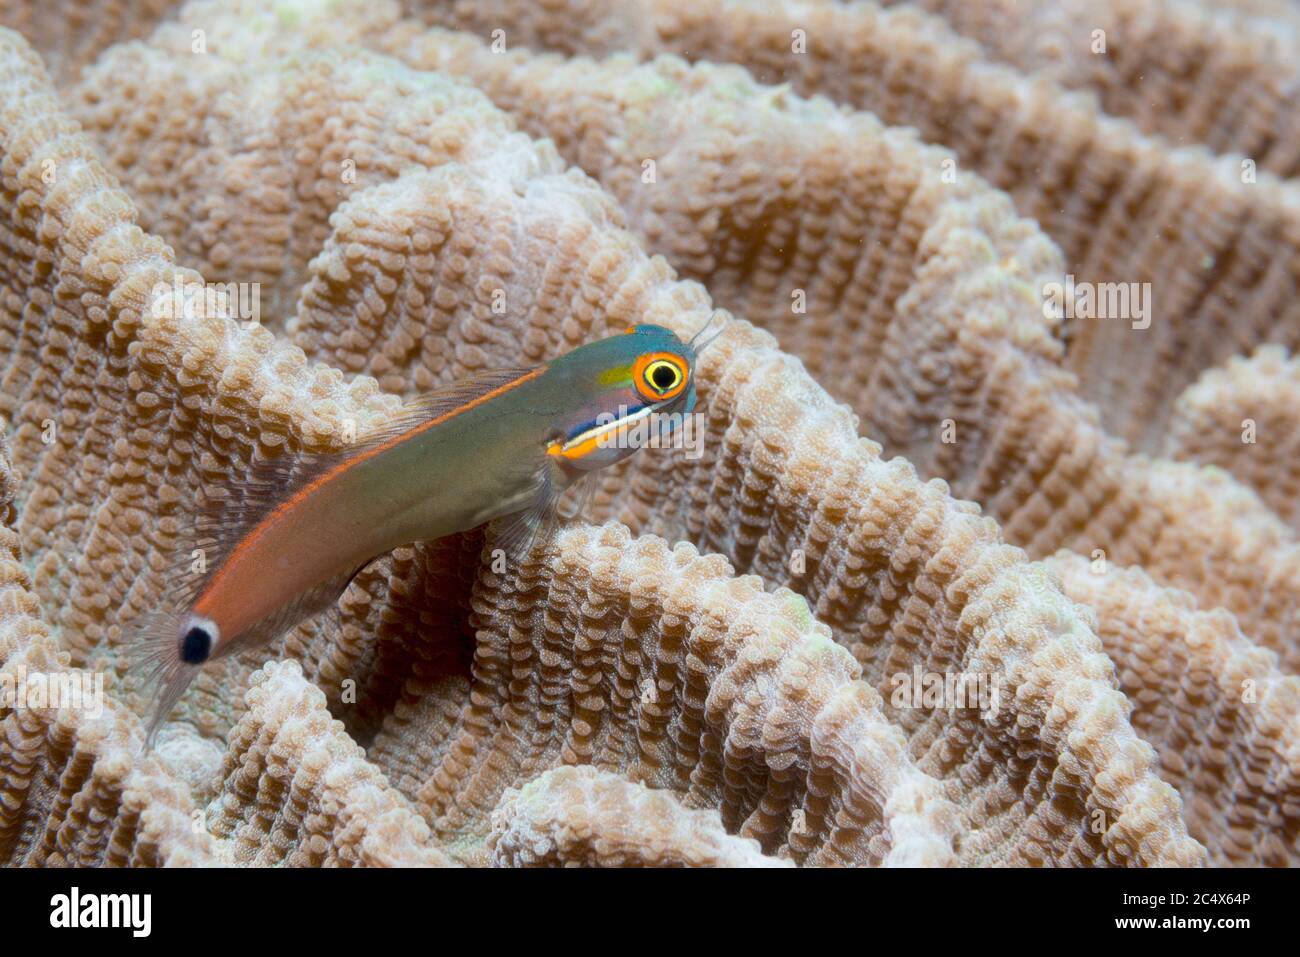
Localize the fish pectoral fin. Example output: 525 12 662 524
490 466 568 564
567 473 599 525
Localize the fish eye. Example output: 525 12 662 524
648 361 680 391
634 354 687 400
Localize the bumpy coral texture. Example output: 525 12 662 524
1047 553 1299 867
488 765 793 867
1163 346 1300 533
0 0 1293 867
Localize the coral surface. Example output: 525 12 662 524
0 0 1294 867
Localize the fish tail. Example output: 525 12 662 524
122 605 201 748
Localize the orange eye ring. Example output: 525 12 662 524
633 352 688 401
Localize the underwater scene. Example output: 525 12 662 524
0 0 1295 890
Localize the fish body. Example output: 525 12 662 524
191 366 549 644
132 321 720 742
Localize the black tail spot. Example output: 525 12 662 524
180 626 212 664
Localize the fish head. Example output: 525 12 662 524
545 322 705 472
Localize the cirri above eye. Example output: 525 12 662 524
634 352 688 400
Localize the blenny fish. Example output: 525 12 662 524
132 317 726 743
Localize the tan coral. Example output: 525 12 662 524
1163 346 1300 533
285 164 638 395
874 0 1300 177
1048 552 1300 866
0 0 177 84
69 40 551 338
57 1 1297 671
488 765 792 867
0 26 969 866
61 13 1222 868
403 26 1295 665
376 523 968 867
206 659 454 866
0 434 215 866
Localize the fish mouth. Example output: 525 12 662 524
548 398 687 463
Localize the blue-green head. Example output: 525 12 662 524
545 315 726 472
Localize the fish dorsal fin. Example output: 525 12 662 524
160 367 543 614
352 367 543 447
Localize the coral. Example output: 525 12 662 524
875 0 1300 176
1048 553 1300 866
1164 346 1300 533
0 434 215 866
207 660 454 866
414 0 1300 180
0 0 176 84
375 523 978 867
488 765 792 867
0 0 1293 867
